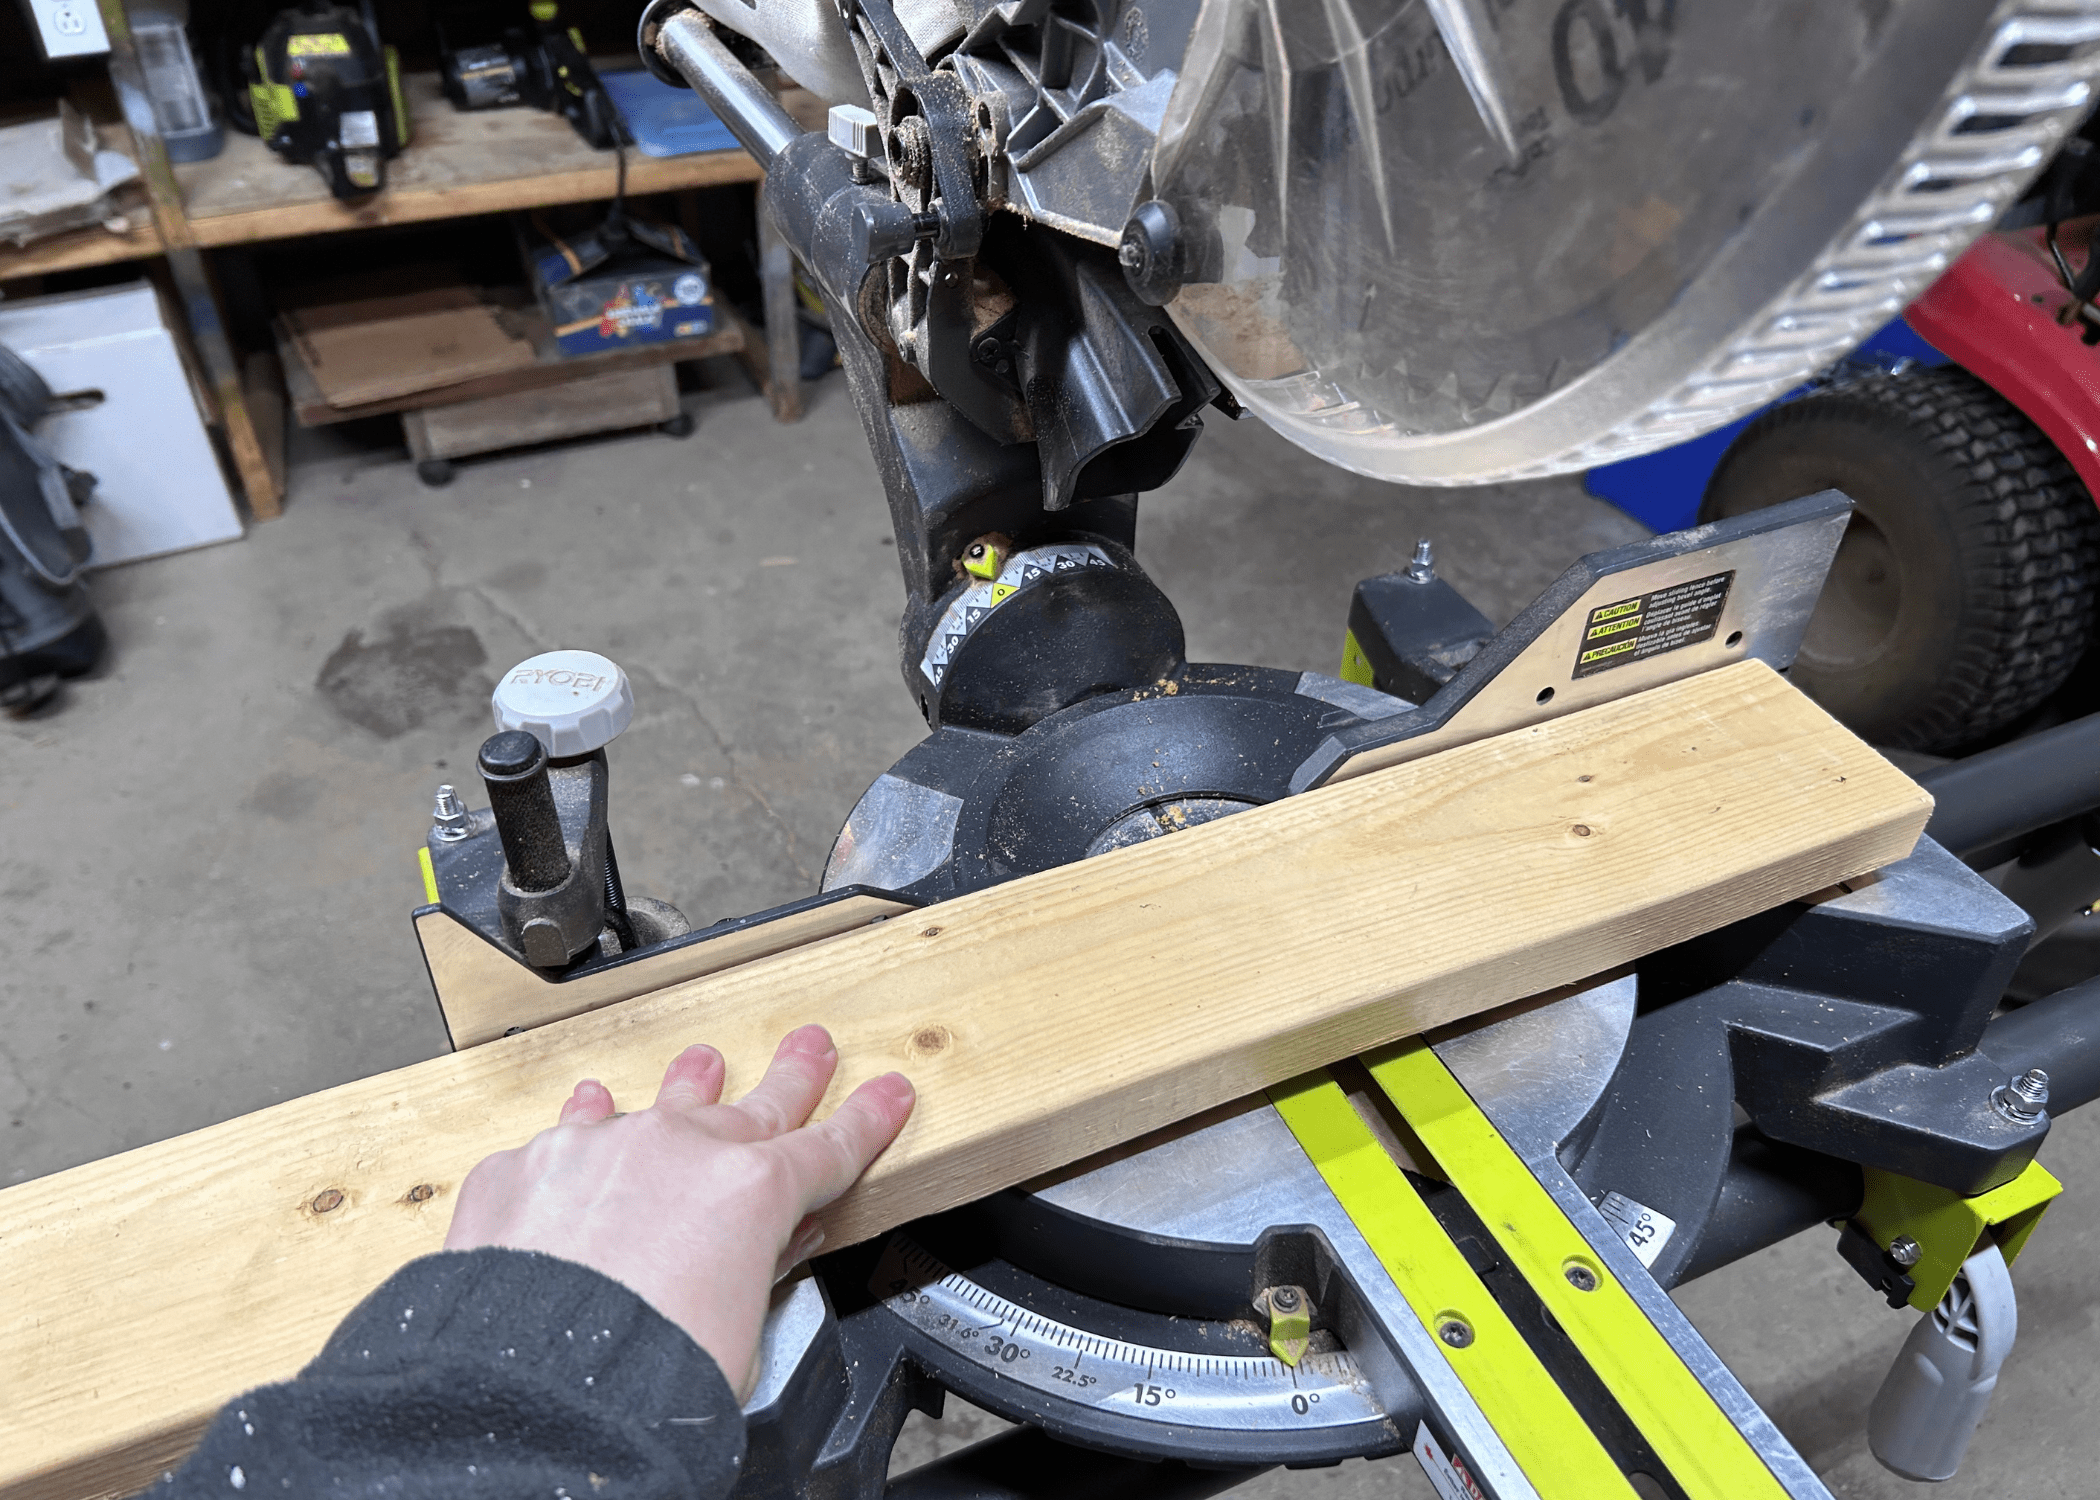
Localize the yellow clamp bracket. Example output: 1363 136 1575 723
1853 1158 2061 1312
1270 1072 1638 1499
416 845 440 907
1259 1285 1311 1366
1338 628 1376 688
1363 1038 1792 1500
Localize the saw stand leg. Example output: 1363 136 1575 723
1867 1243 2018 1481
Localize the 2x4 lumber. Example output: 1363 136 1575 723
0 660 1931 1499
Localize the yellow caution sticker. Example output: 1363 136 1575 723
287 32 353 56
1585 613 1644 641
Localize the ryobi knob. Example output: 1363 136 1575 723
491 649 634 757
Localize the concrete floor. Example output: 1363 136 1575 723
5 370 2097 1499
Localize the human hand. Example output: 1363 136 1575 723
443 1024 914 1394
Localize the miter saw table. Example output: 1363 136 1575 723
399 2 2100 1493
412 494 2098 1500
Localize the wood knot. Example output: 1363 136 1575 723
921 926 943 938
1571 825 1592 838
1576 774 1593 783
311 1189 345 1214
907 1024 953 1058
405 1184 437 1204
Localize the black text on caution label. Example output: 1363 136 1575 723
1572 571 1735 680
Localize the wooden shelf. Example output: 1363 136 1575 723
0 72 762 282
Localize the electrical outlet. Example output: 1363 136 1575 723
26 0 111 60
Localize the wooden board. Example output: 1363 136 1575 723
0 661 1932 1499
405 363 678 461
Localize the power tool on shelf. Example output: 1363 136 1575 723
437 1 622 150
238 0 410 199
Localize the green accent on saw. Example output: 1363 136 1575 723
963 547 1002 582
1338 629 1376 688
417 845 440 906
1265 1293 1310 1366
1364 1038 1790 1500
1269 1073 1637 1498
1855 1159 2061 1312
387 46 411 146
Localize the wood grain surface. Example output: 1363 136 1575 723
0 661 1932 1498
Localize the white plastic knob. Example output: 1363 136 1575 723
491 650 633 757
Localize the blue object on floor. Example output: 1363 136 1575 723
1582 316 1953 534
600 69 740 157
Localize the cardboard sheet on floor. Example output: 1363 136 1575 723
282 285 536 408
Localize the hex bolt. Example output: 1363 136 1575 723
1437 1318 1474 1348
1888 1234 1923 1267
1993 1067 2050 1123
1406 538 1436 584
479 730 572 895
429 783 472 842
1564 1263 1600 1293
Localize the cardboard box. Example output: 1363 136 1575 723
0 281 241 566
521 215 716 357
281 282 536 409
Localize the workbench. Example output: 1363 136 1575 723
0 69 810 517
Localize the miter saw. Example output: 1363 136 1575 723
403 2 2100 1495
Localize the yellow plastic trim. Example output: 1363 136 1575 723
1855 1159 2061 1312
416 845 440 907
1365 1038 1790 1500
386 47 411 146
1269 1073 1637 1498
1338 628 1376 688
248 82 278 138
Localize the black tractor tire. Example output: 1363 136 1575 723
1700 365 2100 754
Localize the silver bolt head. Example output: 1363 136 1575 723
1405 537 1436 583
430 783 473 842
1564 1263 1600 1292
1269 1285 1302 1312
1437 1318 1473 1348
1994 1067 2050 1122
1888 1234 1923 1267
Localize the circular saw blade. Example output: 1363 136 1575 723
1151 0 2100 484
